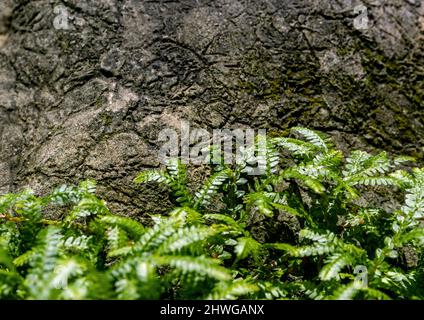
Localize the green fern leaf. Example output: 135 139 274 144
349 176 398 187
105 226 128 252
134 170 171 184
332 282 361 300
319 253 353 281
169 207 204 225
207 279 259 300
234 236 261 261
157 225 215 254
281 168 325 194
13 250 37 267
51 258 86 289
393 156 415 166
203 214 244 232
100 215 145 239
131 218 180 255
244 192 274 217
153 255 231 281
193 169 231 209
271 137 317 157
291 127 331 151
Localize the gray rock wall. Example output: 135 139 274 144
0 0 423 216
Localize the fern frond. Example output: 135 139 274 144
108 217 179 258
271 137 317 157
412 167 424 183
65 196 109 222
361 287 391 300
157 225 215 254
312 150 343 168
158 160 194 205
100 215 145 239
49 185 79 205
115 278 140 299
203 214 243 232
280 168 325 194
24 227 62 299
62 235 91 252
30 227 62 273
234 236 261 261
13 250 37 267
273 230 339 257
256 281 288 299
105 226 129 252
291 127 332 151
398 228 424 246
393 156 415 166
332 282 360 300
13 196 43 222
134 170 171 184
193 169 231 209
271 202 304 218
319 253 353 281
344 151 391 180
299 229 336 243
169 207 204 225
51 258 86 289
107 245 133 258
244 192 274 217
153 255 231 281
402 172 424 219
255 137 280 176
291 243 336 257
389 170 414 187
78 180 97 194
166 158 186 181
379 270 416 291
296 164 334 180
0 248 15 272
348 176 398 187
207 279 259 300
131 218 181 255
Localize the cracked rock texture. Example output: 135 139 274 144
0 0 423 217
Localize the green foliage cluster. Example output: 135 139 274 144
0 127 423 299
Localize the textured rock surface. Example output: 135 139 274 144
0 0 423 216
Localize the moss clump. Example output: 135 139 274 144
99 113 113 126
